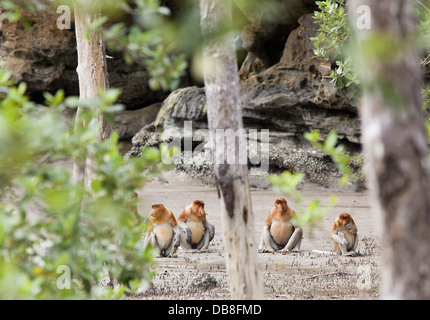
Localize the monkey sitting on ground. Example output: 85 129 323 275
177 200 215 251
143 204 180 257
331 213 358 256
258 198 303 253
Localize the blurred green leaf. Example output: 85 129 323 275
0 70 161 299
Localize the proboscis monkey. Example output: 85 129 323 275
258 198 303 253
144 204 180 257
331 213 358 256
177 200 215 251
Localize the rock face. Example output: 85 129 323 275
60 103 161 140
240 14 360 145
128 14 363 189
113 103 162 139
0 7 178 109
0 4 363 189
236 0 318 69
0 1 317 110
0 9 78 98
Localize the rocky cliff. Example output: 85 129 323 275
127 14 363 189
0 2 364 189
0 5 177 109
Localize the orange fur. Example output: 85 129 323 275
145 203 181 255
331 213 357 253
177 200 207 223
264 198 295 226
147 204 178 233
265 198 296 246
177 200 207 247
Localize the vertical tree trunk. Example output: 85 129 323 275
348 0 430 299
200 0 264 299
73 0 113 185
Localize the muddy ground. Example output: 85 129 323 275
132 172 380 300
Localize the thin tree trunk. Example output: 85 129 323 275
348 0 430 299
73 4 115 288
72 0 113 185
200 0 264 300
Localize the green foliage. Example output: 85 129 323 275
268 171 337 230
0 1 189 299
0 71 171 299
269 171 305 200
424 87 430 140
312 0 430 115
0 0 47 29
311 0 359 87
87 0 188 91
329 57 359 88
417 0 430 55
426 120 430 138
305 130 361 186
311 0 348 59
268 130 364 230
0 0 187 92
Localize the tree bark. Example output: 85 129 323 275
200 0 264 300
73 0 113 185
348 0 430 299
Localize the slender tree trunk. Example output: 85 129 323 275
200 0 264 299
72 0 113 185
73 3 115 288
348 0 430 299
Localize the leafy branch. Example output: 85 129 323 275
0 70 172 299
305 130 362 186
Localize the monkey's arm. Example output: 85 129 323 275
258 225 279 252
281 227 303 252
346 222 357 235
178 221 192 250
351 233 359 252
331 232 349 246
143 219 154 247
143 231 157 250
163 225 181 257
169 211 178 227
196 221 215 250
146 220 154 234
332 231 358 256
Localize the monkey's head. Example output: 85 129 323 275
150 204 167 218
338 213 352 227
192 200 205 217
274 198 287 213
